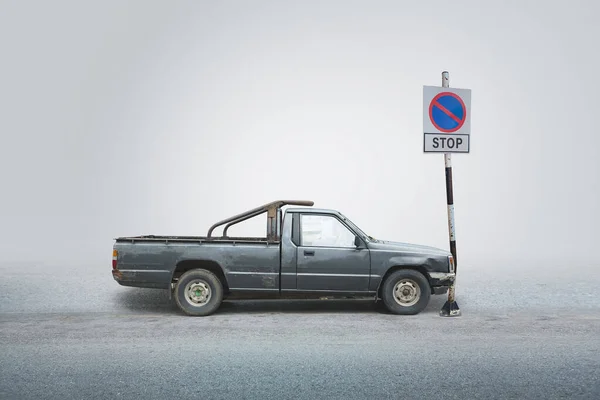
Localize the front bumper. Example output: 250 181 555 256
428 272 456 287
428 272 455 295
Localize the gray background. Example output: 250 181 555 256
2 2 600 399
1 0 598 271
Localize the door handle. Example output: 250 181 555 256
304 250 315 256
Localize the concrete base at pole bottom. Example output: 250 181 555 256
440 300 461 317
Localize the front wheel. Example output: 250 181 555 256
381 269 431 315
174 269 224 316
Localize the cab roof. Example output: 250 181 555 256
284 207 341 215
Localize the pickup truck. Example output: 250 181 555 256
112 200 456 316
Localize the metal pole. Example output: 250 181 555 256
440 70 461 317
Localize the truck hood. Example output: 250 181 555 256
368 240 451 257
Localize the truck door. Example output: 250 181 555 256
295 213 370 292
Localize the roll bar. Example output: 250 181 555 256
206 200 314 239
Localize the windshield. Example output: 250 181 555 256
338 213 375 242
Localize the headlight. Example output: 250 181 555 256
448 255 455 273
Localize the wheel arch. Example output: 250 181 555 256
172 259 229 293
376 265 433 298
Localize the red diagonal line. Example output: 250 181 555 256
434 101 462 124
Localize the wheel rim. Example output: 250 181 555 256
393 279 421 307
184 279 212 307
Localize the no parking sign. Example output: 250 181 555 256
423 86 471 153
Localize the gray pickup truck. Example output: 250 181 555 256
112 200 455 316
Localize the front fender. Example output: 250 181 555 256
369 254 450 292
386 255 431 271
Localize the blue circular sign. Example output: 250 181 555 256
429 92 466 133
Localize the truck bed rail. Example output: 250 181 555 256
206 199 314 239
114 235 277 244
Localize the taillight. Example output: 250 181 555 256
448 255 455 273
112 249 118 269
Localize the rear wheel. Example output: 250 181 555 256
381 269 431 315
174 269 224 316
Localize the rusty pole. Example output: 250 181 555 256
440 71 461 317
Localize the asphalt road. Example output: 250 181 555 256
1 262 599 399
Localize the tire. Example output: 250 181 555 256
174 269 224 316
381 269 431 315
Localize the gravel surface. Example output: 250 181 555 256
1 262 599 399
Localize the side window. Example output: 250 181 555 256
300 214 356 248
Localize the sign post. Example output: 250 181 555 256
423 71 471 317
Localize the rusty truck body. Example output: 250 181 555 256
111 200 455 316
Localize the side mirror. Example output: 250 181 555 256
354 235 362 248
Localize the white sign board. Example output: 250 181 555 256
423 86 472 153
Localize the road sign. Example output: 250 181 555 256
430 71 464 318
423 85 471 153
424 134 469 153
